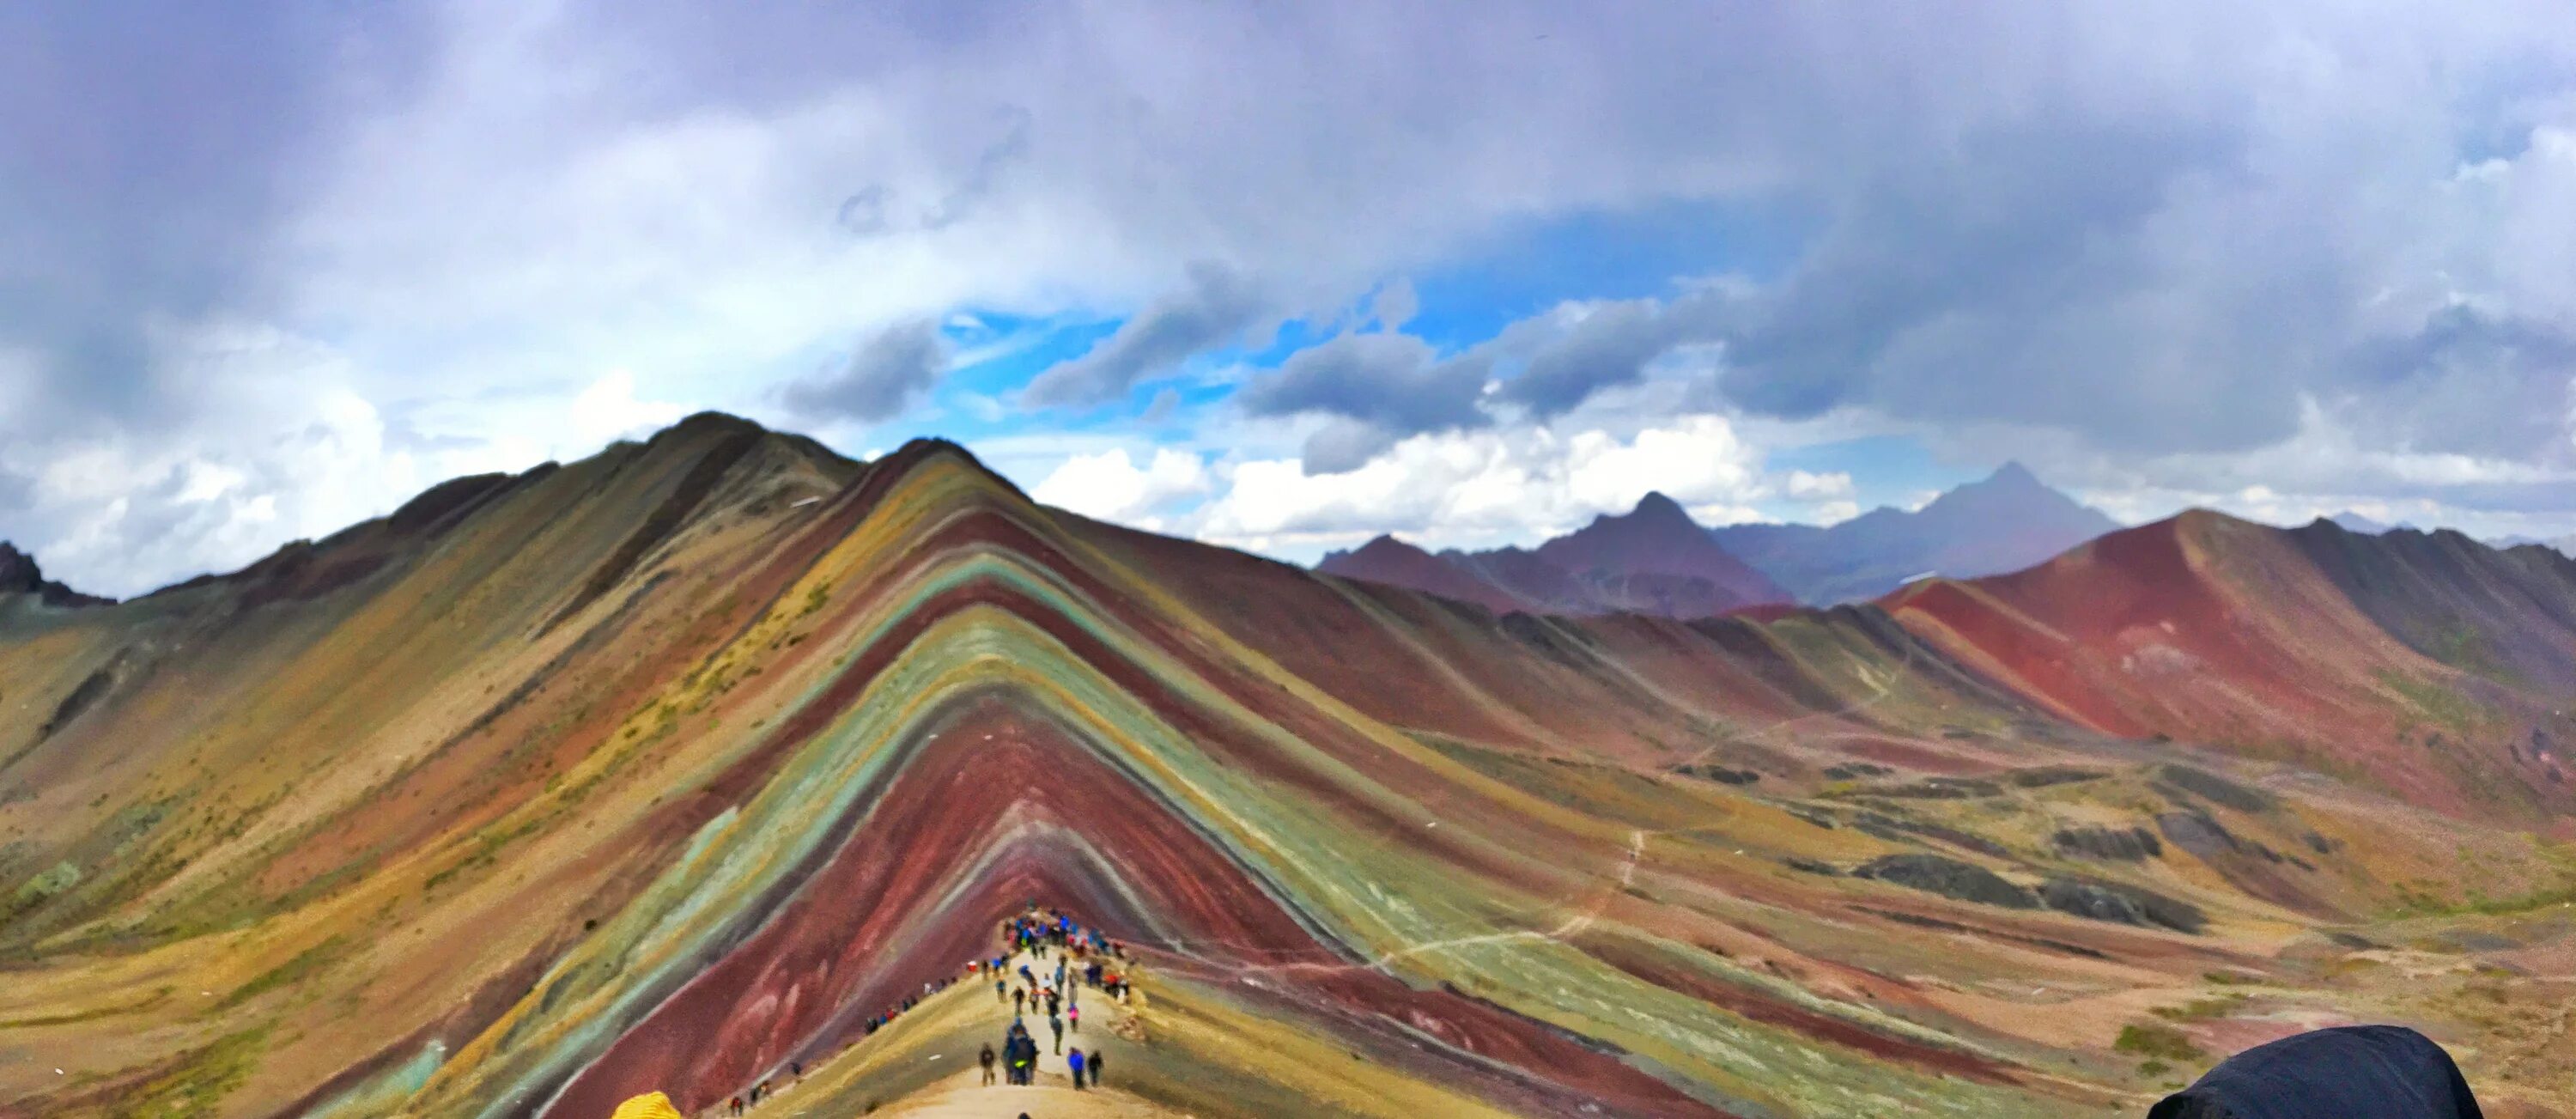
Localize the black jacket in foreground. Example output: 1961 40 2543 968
2148 1025 2482 1119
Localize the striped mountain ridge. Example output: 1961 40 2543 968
1884 509 2576 819
3 415 2573 1117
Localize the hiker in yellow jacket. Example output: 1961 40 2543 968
610 1092 683 1119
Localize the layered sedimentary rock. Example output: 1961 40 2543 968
3 415 2573 1118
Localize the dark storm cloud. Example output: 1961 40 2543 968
1236 292 1739 464
1494 294 1736 419
1237 331 1498 473
781 318 950 423
2341 307 2576 461
9 0 2576 587
0 4 440 592
1021 261 1267 407
1711 118 2309 452
0 5 421 435
1238 331 1492 435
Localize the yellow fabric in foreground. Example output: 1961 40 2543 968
609 1091 684 1119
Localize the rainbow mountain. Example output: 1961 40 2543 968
2 414 2571 1117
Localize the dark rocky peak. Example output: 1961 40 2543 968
0 541 37 590
1563 491 1712 546
1320 534 1419 568
1629 490 1691 521
0 541 113 607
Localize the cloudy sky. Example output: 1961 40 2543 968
6 1 2576 597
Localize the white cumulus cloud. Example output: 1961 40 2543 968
1188 413 1784 558
1030 447 1211 527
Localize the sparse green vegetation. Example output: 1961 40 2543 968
2373 669 2479 733
216 936 349 1010
13 859 79 904
107 1025 270 1118
2389 848 2576 918
2114 1023 2204 1063
2150 993 2245 1021
2427 623 2512 683
0 987 172 1030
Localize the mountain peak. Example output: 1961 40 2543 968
1929 461 2099 519
1535 491 1791 610
1984 460 2043 489
1324 533 1419 563
667 409 768 436
1631 490 1689 519
1716 462 2120 604
1564 490 1710 543
1316 532 1528 613
0 541 112 607
2324 511 2425 535
0 541 40 592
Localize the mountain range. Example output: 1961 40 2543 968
2327 513 2576 560
1321 491 1796 617
1715 462 2123 604
2486 531 2576 556
4 415 2574 1116
2329 511 2414 535
1321 462 2122 613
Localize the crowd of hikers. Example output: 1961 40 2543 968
702 904 1135 1114
635 899 2498 1119
975 906 1132 1092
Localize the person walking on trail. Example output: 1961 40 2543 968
1067 1047 1088 1089
980 1043 997 1086
1005 1026 1036 1086
994 977 1006 1003
1049 1013 1065 1054
1012 986 1025 1013
1068 1002 1080 1032
727 1096 744 1116
1090 1049 1106 1086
